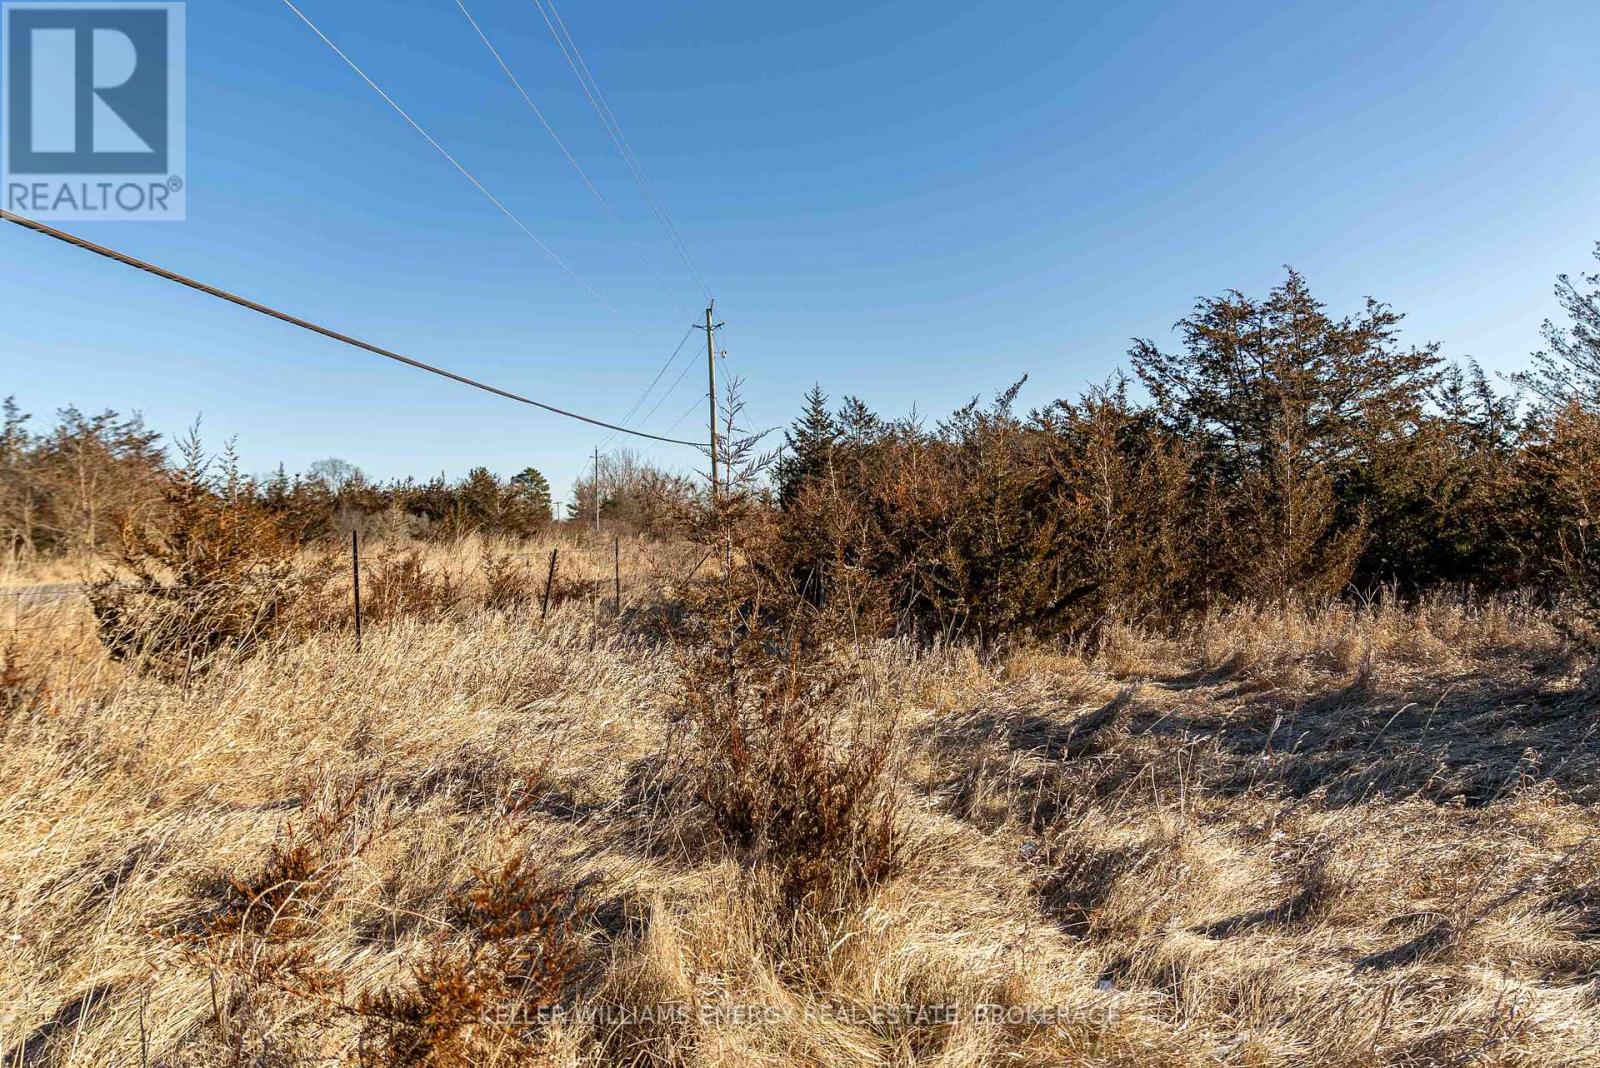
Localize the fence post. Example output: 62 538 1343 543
351 529 362 651
613 536 621 616
541 547 558 620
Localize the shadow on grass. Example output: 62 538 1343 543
928 654 1599 819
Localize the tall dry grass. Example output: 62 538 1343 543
1 555 1597 1065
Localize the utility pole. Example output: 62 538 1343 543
699 302 723 494
593 447 601 533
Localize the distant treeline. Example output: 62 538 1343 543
0 402 693 554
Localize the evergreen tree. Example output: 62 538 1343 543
774 385 838 506
510 466 553 526
1131 269 1441 599
836 395 882 449
456 466 504 533
1515 242 1600 411
0 396 30 462
1132 268 1441 476
1347 362 1523 591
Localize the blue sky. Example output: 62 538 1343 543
5 0 1599 504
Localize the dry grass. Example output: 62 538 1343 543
1 562 1597 1065
0 551 97 590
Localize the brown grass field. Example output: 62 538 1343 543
1 535 1597 1066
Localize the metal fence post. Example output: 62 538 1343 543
541 547 558 620
351 529 362 651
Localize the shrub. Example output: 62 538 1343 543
0 638 49 725
87 429 334 679
0 397 166 555
1343 361 1526 592
482 547 536 611
354 858 593 1067
1524 402 1600 633
176 778 375 1057
679 634 901 910
174 775 588 1065
361 546 459 623
769 383 1059 647
1032 377 1208 627
676 381 902 911
766 271 1526 640
769 378 1206 645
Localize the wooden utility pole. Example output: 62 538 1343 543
593 447 601 533
700 302 722 494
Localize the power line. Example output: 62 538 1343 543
529 0 713 300
0 210 707 447
598 351 701 452
279 0 626 321
450 0 699 455
665 390 710 434
637 349 699 427
454 0 720 452
614 325 696 428
541 0 711 300
597 324 695 451
453 0 690 320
